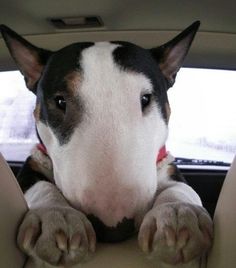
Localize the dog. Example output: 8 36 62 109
0 21 213 267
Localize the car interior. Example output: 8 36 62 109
0 0 235 267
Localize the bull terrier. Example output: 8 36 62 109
0 21 213 267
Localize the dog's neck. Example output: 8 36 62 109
36 143 48 155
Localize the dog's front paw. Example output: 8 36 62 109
17 207 96 267
138 202 213 265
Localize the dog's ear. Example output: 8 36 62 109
150 21 200 87
0 25 52 93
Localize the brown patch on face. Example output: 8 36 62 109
28 157 43 174
167 164 176 177
64 71 82 95
33 103 41 121
42 70 84 146
167 163 186 183
165 102 171 123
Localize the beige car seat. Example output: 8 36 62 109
207 155 236 268
0 152 235 268
0 153 28 268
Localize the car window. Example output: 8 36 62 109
0 71 37 161
0 68 235 167
167 68 236 169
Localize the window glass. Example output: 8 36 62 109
167 68 236 169
0 71 37 161
0 69 235 168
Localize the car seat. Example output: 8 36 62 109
0 152 235 268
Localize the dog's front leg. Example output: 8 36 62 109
138 173 213 267
17 158 96 267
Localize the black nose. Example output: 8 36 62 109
87 214 136 242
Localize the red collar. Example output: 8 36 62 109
37 143 167 163
37 143 48 155
156 146 168 163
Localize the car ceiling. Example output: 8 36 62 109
0 0 235 70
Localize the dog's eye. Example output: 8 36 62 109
141 94 152 111
55 96 66 111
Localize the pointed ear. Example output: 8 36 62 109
0 25 52 93
150 21 200 87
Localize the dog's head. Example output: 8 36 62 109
1 22 199 241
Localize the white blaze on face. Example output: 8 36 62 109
37 42 168 227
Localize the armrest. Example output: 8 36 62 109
0 153 28 268
207 156 236 268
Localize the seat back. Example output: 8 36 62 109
0 153 28 268
207 156 236 268
1 152 236 268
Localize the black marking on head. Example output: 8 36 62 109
112 41 169 121
88 214 135 242
36 42 94 145
112 21 199 120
